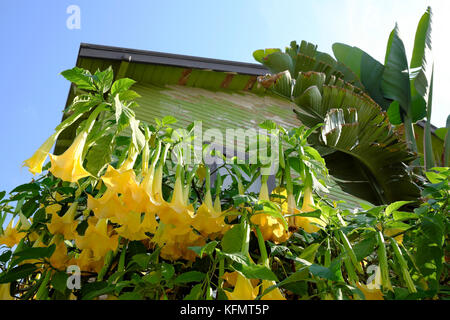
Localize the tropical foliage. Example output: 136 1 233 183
0 65 448 300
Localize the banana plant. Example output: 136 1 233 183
253 41 421 205
332 7 435 164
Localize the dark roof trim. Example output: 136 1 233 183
79 43 269 76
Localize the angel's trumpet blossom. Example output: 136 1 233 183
47 201 79 240
23 133 58 175
294 187 326 233
49 131 91 182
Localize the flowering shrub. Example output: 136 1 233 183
0 67 448 300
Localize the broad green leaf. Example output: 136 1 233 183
410 7 432 102
444 115 450 166
11 245 56 267
387 101 403 125
252 48 281 64
161 263 175 280
382 24 411 114
385 201 414 216
111 78 136 96
51 271 69 293
221 223 245 253
0 264 37 283
232 263 278 281
61 67 96 91
174 271 206 284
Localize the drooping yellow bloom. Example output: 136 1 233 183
192 190 228 239
115 211 158 241
156 173 194 236
355 283 384 300
23 133 58 175
48 236 70 270
0 283 14 300
75 218 118 261
87 189 127 220
153 223 205 261
225 272 259 300
250 182 290 244
376 223 404 244
293 187 326 233
0 219 26 248
49 131 91 182
101 164 138 196
260 280 286 300
354 265 384 300
47 202 79 240
69 249 104 273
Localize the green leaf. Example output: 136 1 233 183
410 7 432 101
111 78 136 96
51 271 69 293
385 201 414 216
0 251 12 263
423 65 435 169
309 260 343 282
382 25 411 114
253 48 281 64
94 67 114 93
0 263 37 283
332 43 390 110
61 67 96 91
131 253 152 269
233 263 278 281
261 52 294 75
162 115 177 126
387 101 403 125
119 291 143 300
81 281 113 300
183 283 203 300
353 236 377 261
85 133 114 176
118 90 141 101
444 115 450 166
174 271 206 284
11 245 56 267
161 263 175 280
221 223 245 253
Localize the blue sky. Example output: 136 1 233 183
0 0 448 196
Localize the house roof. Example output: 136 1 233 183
77 43 268 76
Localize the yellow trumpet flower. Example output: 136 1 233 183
260 280 286 300
23 133 58 175
49 131 91 182
225 272 259 300
192 191 228 239
75 218 118 261
48 236 70 270
294 187 326 233
87 189 127 220
0 219 26 248
157 173 194 235
0 283 14 300
250 182 290 244
355 282 384 300
47 202 79 240
69 249 104 273
354 265 384 300
101 164 138 196
153 223 205 261
376 223 404 244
